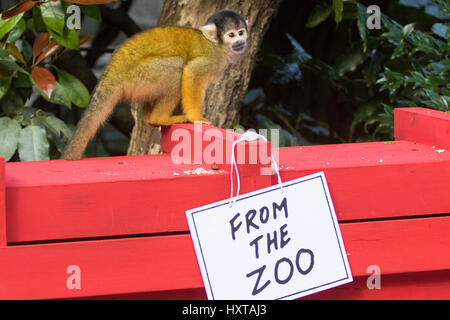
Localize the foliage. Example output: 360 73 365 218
0 0 114 162
245 0 450 143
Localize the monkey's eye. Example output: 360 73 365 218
228 32 235 38
238 30 244 36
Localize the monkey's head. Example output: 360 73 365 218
200 10 249 63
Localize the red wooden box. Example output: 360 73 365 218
0 107 449 299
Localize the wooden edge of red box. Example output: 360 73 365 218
0 156 5 247
395 107 450 149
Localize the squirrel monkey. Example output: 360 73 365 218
62 10 248 160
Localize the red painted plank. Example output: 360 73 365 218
5 154 271 243
395 107 450 149
5 140 450 243
5 157 228 241
277 139 450 169
86 270 450 300
304 270 450 300
277 141 450 221
340 216 450 276
0 156 5 247
0 234 200 299
0 216 448 299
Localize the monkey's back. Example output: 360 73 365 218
105 26 223 75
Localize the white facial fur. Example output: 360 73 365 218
222 27 248 63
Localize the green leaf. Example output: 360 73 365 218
0 46 9 59
43 115 74 152
49 81 72 108
382 104 394 118
43 115 73 139
43 116 73 152
55 68 89 107
49 28 79 50
272 62 302 84
410 29 441 55
6 17 26 43
0 13 25 40
391 43 408 59
342 1 358 19
332 0 344 24
381 15 403 43
0 58 27 74
432 23 448 39
356 3 368 52
21 39 33 63
352 100 383 127
255 114 300 147
286 33 312 64
0 76 12 100
362 49 384 85
271 33 312 84
0 117 21 161
406 71 426 88
18 125 50 161
20 107 37 127
30 6 47 33
423 89 449 111
39 0 66 36
377 68 405 94
333 44 365 77
0 61 14 79
14 74 32 102
402 23 415 38
80 5 102 21
306 0 332 28
1 89 24 116
243 90 261 106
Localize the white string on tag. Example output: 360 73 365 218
229 131 284 207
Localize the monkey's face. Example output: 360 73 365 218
222 26 248 63
223 27 248 53
202 10 249 63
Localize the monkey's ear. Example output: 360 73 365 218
200 23 218 43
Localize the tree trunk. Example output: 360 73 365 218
127 0 283 156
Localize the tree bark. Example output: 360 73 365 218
127 0 283 156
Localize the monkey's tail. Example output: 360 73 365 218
61 78 119 160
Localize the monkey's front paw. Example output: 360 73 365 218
147 115 188 126
195 118 212 125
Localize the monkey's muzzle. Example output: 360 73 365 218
232 40 246 52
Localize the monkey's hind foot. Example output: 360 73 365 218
186 115 211 125
146 115 187 127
